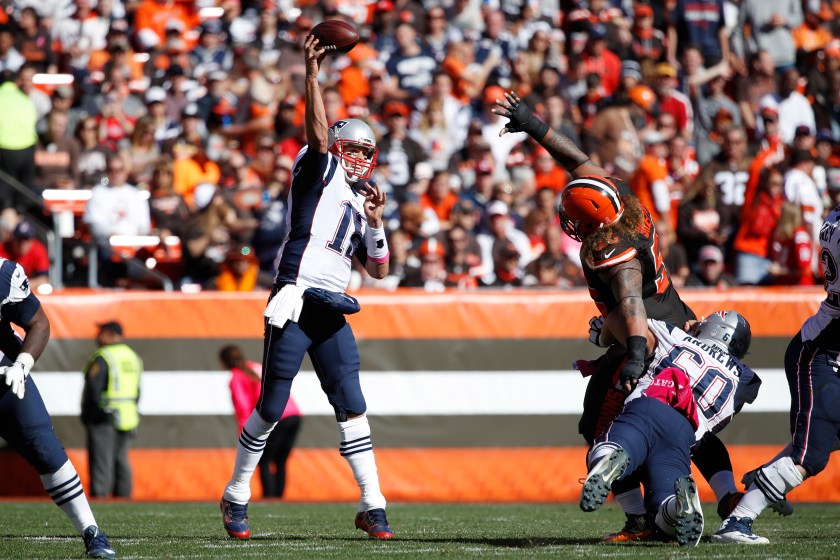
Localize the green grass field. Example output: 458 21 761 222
1 502 838 559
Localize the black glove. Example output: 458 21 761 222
502 97 549 139
620 335 647 391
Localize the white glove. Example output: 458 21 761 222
588 315 609 348
2 353 34 400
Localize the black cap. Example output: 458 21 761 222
97 321 123 336
13 220 35 240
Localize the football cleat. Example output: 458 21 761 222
220 498 251 539
355 508 394 539
712 516 769 544
741 468 794 516
83 526 116 559
601 513 656 542
673 476 704 547
580 447 630 512
716 491 745 519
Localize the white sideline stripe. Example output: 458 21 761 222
33 369 791 416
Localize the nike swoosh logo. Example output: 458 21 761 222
604 249 616 258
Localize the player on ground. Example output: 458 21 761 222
713 205 840 544
220 34 393 540
581 311 760 548
493 91 742 539
0 257 116 559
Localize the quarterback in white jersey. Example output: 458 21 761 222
714 205 840 545
581 311 760 548
221 34 394 542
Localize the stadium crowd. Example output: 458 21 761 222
0 0 838 291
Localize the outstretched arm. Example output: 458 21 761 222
304 34 329 155
492 90 607 178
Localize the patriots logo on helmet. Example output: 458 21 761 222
329 121 349 137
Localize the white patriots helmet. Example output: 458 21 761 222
328 118 378 182
695 310 752 359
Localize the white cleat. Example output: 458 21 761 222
712 516 769 544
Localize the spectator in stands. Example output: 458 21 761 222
172 137 221 209
767 202 814 286
49 85 81 138
657 219 690 288
34 109 80 191
401 237 448 291
443 225 481 289
76 116 111 189
378 101 425 201
686 245 738 288
148 157 189 238
0 69 37 204
476 200 531 285
732 166 785 285
0 220 49 289
384 22 438 101
84 154 151 243
761 68 816 145
581 25 621 97
482 239 524 288
121 116 159 189
586 90 644 179
693 127 753 247
733 0 803 71
668 0 730 67
15 7 55 74
181 183 240 288
653 63 693 142
409 97 461 172
679 170 726 266
630 4 665 72
0 25 24 72
784 149 822 262
420 170 459 230
630 130 672 225
215 244 259 292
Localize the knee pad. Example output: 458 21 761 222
753 456 804 503
327 376 367 420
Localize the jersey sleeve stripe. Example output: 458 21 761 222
590 247 637 269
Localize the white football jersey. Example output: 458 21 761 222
275 146 370 293
625 319 761 442
801 205 840 346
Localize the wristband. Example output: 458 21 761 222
16 352 35 375
365 226 389 264
524 116 550 141
625 336 647 362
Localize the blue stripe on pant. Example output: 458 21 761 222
0 377 69 474
257 300 366 422
785 332 840 476
597 397 696 509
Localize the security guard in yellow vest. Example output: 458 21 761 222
82 321 142 498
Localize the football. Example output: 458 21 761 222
309 19 360 54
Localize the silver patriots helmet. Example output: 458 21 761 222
327 118 378 182
695 310 752 359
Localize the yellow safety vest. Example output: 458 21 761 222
86 343 142 431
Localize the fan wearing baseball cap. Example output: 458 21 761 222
0 221 49 290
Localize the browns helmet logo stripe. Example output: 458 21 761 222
558 176 625 241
